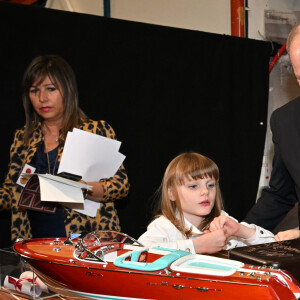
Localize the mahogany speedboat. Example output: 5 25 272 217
13 231 300 299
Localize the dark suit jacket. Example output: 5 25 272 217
244 96 300 230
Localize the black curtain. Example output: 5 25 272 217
0 2 271 247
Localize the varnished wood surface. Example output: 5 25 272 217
0 288 80 300
26 243 74 258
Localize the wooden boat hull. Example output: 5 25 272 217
13 232 300 300
27 260 297 299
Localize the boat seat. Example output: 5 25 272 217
170 254 244 276
124 248 149 262
114 247 190 271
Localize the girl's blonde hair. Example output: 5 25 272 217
156 152 223 238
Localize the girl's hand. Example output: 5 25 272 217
209 216 256 239
192 230 227 254
209 216 239 237
275 229 300 241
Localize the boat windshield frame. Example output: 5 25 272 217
74 230 143 263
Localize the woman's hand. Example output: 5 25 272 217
79 180 104 202
192 230 227 254
275 229 300 241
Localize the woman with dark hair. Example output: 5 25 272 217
0 55 129 243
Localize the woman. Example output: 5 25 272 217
0 55 129 243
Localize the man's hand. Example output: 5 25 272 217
275 229 300 241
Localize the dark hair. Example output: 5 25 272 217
22 54 86 143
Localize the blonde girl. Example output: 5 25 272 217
138 152 274 254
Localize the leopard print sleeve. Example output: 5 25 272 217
0 129 25 211
81 119 130 202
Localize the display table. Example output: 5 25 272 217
0 288 78 299
0 248 78 300
0 289 29 300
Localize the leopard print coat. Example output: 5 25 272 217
0 119 129 242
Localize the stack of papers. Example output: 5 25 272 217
58 128 125 181
23 129 125 217
22 173 92 204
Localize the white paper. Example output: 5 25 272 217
84 152 125 181
4 276 41 297
72 128 121 151
20 271 49 294
22 173 92 190
57 129 125 182
53 128 126 216
22 174 92 204
37 174 92 190
65 199 100 218
38 176 84 203
17 164 36 187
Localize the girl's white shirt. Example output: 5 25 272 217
138 210 274 254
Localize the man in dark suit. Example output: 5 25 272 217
244 24 300 241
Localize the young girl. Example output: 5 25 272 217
138 152 274 254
